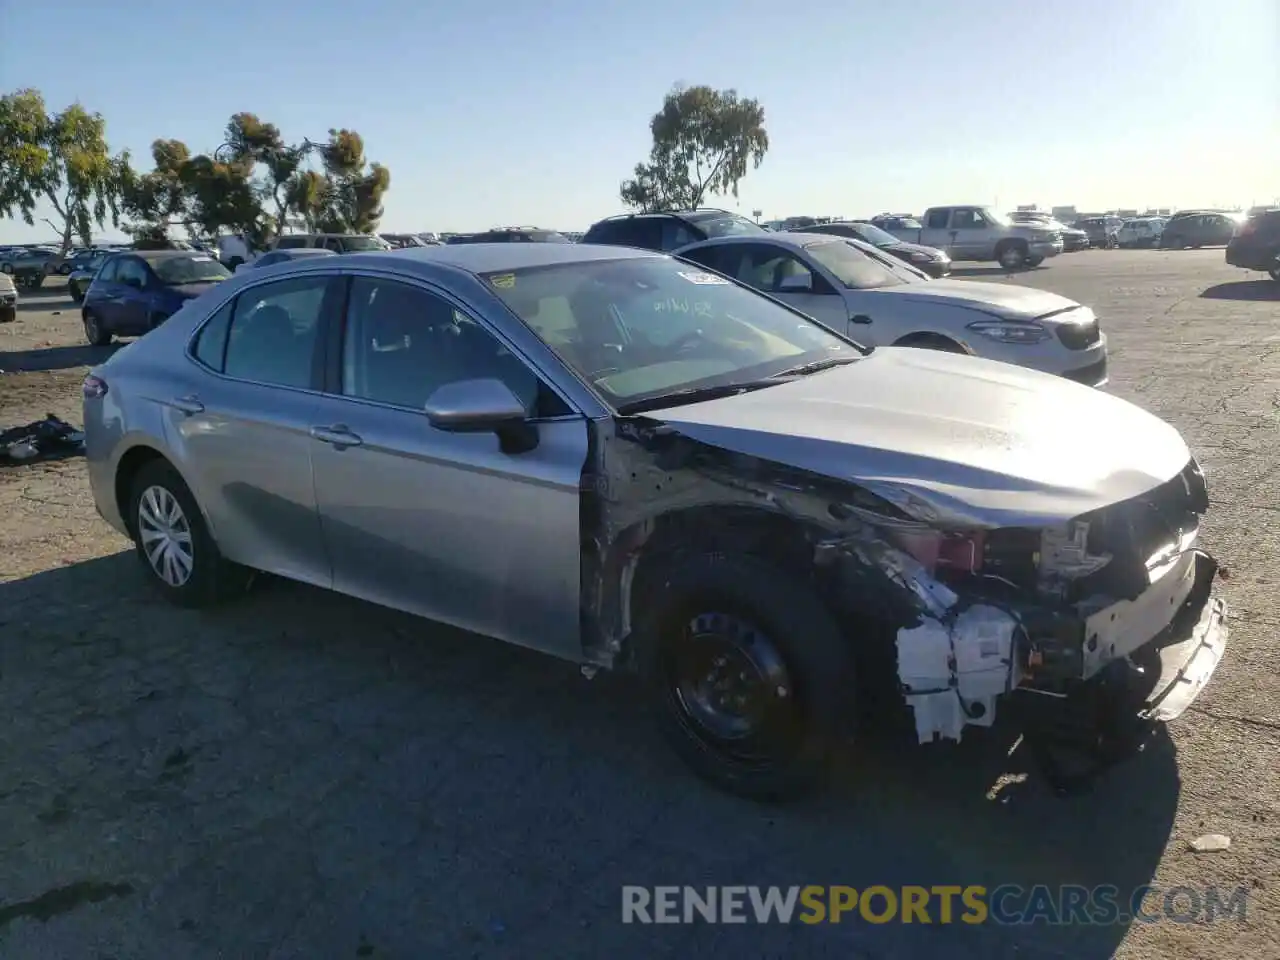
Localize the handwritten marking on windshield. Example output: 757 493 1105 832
678 271 729 285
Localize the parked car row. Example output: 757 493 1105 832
78 239 1228 800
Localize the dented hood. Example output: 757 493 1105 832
871 279 1082 320
645 347 1191 528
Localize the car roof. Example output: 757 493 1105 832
134 250 213 263
679 231 838 251
363 242 661 273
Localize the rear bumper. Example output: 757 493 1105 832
1225 242 1277 271
1029 240 1063 259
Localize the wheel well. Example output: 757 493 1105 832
893 332 968 352
627 506 817 630
114 446 168 536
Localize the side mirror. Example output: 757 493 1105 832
424 378 538 454
424 377 528 432
777 273 812 293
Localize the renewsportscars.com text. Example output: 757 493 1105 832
621 884 1250 926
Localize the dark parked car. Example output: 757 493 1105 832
447 227 571 244
1073 217 1123 249
1225 209 1280 281
582 208 764 252
81 251 231 345
800 220 951 277
1160 212 1239 249
0 248 58 288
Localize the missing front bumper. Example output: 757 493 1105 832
1011 551 1227 793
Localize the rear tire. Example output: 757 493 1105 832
996 241 1028 270
127 459 250 608
633 552 853 801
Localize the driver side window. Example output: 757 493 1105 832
340 277 567 417
952 209 984 230
117 258 149 287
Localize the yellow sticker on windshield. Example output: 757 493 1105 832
489 273 516 289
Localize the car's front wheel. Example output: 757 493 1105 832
127 459 249 608
1269 265 1280 282
634 553 853 801
1026 255 1045 267
83 309 111 346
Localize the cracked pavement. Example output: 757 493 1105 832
0 253 1277 959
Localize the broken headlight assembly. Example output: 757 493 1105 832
965 319 1052 344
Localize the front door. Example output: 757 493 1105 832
307 274 589 658
166 274 337 587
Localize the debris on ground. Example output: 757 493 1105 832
0 415 86 466
1188 833 1231 853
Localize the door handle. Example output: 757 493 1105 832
850 314 873 325
170 395 204 415
310 425 363 448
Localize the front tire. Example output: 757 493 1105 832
1268 265 1280 282
127 460 249 608
633 553 853 801
1026 255 1045 267
83 309 111 346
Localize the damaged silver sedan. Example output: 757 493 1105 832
82 243 1228 800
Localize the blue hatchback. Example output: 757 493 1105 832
82 250 232 345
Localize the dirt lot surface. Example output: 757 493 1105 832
1 256 1277 958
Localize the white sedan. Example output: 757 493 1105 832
675 233 1108 387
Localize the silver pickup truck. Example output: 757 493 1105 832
872 206 1063 269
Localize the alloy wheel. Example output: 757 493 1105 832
137 485 195 587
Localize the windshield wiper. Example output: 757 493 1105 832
771 355 861 379
616 379 783 415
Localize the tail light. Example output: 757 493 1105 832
82 374 108 399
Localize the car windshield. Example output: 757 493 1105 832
804 239 912 290
150 255 231 285
685 213 765 238
845 222 899 247
484 256 858 408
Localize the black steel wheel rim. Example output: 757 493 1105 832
664 611 800 765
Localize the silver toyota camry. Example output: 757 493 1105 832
82 243 1226 799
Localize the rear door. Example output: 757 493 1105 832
919 209 954 253
170 273 338 586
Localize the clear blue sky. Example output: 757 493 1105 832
1 0 1276 242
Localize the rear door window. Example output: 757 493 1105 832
275 236 309 250
223 275 333 389
925 209 950 229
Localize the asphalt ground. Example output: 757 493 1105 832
0 251 1277 959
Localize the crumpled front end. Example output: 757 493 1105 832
840 457 1228 747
